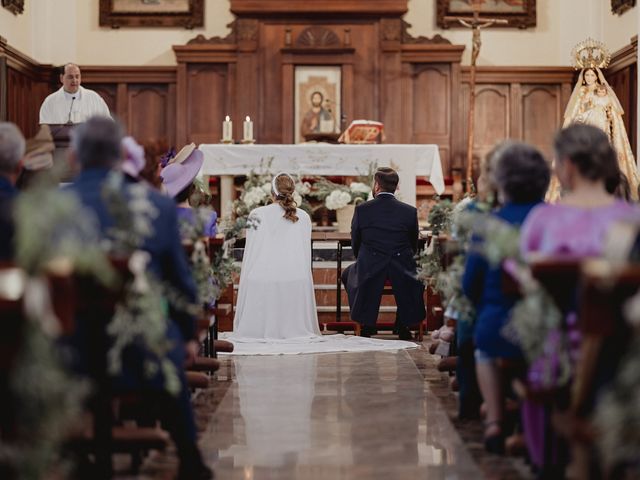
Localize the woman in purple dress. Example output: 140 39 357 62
519 124 640 474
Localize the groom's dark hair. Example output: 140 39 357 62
375 167 399 193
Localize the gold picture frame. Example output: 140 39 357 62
611 0 636 15
1 0 24 15
99 0 204 29
437 0 536 29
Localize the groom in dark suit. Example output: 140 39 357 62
341 167 425 340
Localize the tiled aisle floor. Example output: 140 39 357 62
198 350 483 479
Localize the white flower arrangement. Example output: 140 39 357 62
349 182 372 194
293 191 303 207
243 186 269 208
325 190 353 210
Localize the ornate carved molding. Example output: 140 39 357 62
402 21 451 45
187 21 237 45
295 27 341 48
236 19 258 42
381 18 401 42
1 0 23 15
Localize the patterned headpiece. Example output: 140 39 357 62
571 38 611 70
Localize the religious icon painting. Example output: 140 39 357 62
99 0 204 28
436 0 536 29
294 66 342 144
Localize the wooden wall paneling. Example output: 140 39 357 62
520 84 562 160
116 83 128 124
186 63 230 145
176 62 188 146
450 61 462 170
399 62 413 144
87 84 118 116
127 84 174 145
509 83 522 140
461 83 510 165
0 56 6 121
280 62 294 144
350 23 379 125
260 24 284 144
411 64 451 172
379 19 403 143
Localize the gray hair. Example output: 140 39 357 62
0 122 25 175
71 116 123 169
491 140 550 204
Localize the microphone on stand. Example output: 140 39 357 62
67 96 76 124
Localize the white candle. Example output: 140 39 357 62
243 116 254 142
222 115 233 142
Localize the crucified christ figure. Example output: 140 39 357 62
445 6 508 192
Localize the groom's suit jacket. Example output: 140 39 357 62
341 193 425 327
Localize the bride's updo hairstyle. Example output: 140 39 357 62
272 172 299 223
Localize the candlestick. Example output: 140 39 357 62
243 116 254 143
222 115 233 143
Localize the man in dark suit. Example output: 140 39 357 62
0 122 25 262
67 117 211 479
342 167 425 340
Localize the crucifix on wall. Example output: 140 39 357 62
445 1 507 192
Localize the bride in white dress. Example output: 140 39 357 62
226 173 417 355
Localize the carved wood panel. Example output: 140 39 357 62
186 64 229 144
85 84 117 115
461 84 510 165
127 85 175 146
411 64 451 172
6 67 49 138
520 85 562 160
608 64 637 154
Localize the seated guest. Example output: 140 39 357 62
522 124 639 257
462 142 550 453
67 117 212 479
0 122 25 261
120 135 146 182
139 140 168 190
161 144 217 238
39 63 111 125
15 124 55 190
519 124 640 472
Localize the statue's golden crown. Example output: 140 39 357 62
571 38 611 69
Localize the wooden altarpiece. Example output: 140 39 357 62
173 0 465 174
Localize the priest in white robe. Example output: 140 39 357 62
39 63 111 124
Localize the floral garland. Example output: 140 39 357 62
417 196 570 387
102 171 183 395
1 180 108 478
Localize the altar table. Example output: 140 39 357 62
198 144 444 214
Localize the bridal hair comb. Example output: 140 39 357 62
571 38 611 70
272 172 295 197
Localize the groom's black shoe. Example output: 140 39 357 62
360 326 378 338
397 326 413 341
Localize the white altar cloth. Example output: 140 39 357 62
198 144 444 207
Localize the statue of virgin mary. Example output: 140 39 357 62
549 39 639 200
